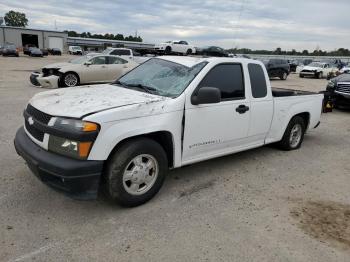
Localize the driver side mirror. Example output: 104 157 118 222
191 87 221 105
84 61 92 66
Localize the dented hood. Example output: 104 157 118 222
29 84 169 118
43 62 71 69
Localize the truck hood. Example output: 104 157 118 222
333 73 350 82
29 84 169 118
302 66 321 71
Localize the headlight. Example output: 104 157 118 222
48 118 99 159
327 81 335 88
48 135 92 159
53 118 99 132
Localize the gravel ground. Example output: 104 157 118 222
0 55 350 262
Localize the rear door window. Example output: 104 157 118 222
248 63 268 98
91 56 107 65
108 56 128 64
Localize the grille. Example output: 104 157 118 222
25 119 44 141
26 104 51 124
337 83 350 94
301 70 314 73
24 104 52 142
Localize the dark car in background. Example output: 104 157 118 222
23 44 37 55
48 48 62 56
288 59 313 73
196 46 228 57
2 44 19 57
41 49 49 56
263 59 290 80
29 48 43 57
327 72 350 108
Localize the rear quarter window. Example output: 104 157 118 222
248 63 268 98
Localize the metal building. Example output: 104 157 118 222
0 26 68 51
67 37 155 52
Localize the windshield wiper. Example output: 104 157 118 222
114 81 158 94
127 84 157 94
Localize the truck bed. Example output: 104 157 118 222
272 87 317 97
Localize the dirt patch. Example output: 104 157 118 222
179 180 216 198
290 200 350 251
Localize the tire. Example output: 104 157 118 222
104 138 168 207
277 116 306 150
165 46 171 55
280 71 288 80
186 49 192 55
61 72 80 87
299 74 304 78
317 72 323 79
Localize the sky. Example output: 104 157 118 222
1 0 350 51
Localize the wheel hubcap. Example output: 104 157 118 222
289 124 302 148
122 154 159 195
64 74 78 86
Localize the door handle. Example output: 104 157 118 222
236 105 249 114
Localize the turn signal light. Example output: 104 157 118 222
83 122 99 132
79 142 92 158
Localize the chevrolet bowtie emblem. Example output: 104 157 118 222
28 117 34 125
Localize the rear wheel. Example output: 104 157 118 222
280 71 288 80
277 116 306 150
104 138 168 207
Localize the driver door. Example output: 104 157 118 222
182 63 250 164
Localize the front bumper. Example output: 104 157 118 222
14 127 104 200
300 71 317 77
30 72 59 88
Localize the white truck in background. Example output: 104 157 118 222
102 48 150 64
68 46 83 55
15 56 323 207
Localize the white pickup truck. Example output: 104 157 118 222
15 56 323 206
102 48 150 64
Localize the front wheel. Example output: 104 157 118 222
277 116 306 150
317 72 323 79
104 138 168 207
164 46 171 55
186 49 192 55
61 72 79 87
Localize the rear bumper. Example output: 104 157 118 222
14 127 104 200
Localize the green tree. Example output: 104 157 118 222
4 10 28 27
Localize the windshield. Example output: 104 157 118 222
102 48 111 54
115 58 207 98
70 55 91 64
308 62 323 67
